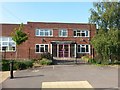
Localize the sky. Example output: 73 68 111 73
0 2 94 24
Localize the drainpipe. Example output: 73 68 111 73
74 43 77 64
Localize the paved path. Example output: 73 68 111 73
0 71 10 84
42 81 93 88
1 65 119 89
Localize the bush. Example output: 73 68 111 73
1 60 34 71
39 52 52 60
14 60 34 70
88 58 96 64
39 58 52 65
2 60 10 71
81 55 93 63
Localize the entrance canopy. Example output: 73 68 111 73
51 41 76 45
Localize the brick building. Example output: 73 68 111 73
0 22 96 59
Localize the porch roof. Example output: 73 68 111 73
51 41 76 44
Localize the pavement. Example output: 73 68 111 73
1 65 119 89
42 81 93 88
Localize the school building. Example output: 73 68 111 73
0 22 96 59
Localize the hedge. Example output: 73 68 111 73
1 60 34 71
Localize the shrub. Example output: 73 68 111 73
2 60 10 71
39 52 52 60
88 58 96 64
81 56 91 62
39 58 52 65
14 60 34 70
2 60 34 71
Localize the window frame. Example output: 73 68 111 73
77 44 90 53
35 44 49 53
59 29 68 37
0 37 16 52
74 29 90 37
35 29 53 37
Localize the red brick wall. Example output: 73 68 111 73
1 22 96 59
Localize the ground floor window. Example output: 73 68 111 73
77 44 90 53
0 37 16 52
35 44 49 53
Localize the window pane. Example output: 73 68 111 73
36 45 39 52
40 47 44 52
81 33 85 36
59 30 62 36
9 37 13 41
40 31 44 36
0 37 1 41
45 31 49 36
59 30 67 36
81 47 85 52
63 31 67 36
36 29 39 35
50 30 52 35
9 46 15 51
40 45 44 47
2 42 8 46
86 31 88 36
2 46 8 51
9 42 16 46
86 45 89 52
78 45 80 52
74 31 76 36
2 37 8 41
45 45 48 52
77 33 81 36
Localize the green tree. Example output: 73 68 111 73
91 29 120 64
89 1 120 32
11 23 28 59
89 1 120 64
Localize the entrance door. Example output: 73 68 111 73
59 44 69 57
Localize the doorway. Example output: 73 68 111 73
59 44 69 57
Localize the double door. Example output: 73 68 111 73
59 44 69 57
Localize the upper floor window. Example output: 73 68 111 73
59 29 68 37
35 29 53 36
74 30 89 37
0 37 16 52
77 44 90 53
35 44 49 53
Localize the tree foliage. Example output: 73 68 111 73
11 23 28 59
91 29 120 64
89 1 120 64
11 23 28 45
89 1 120 31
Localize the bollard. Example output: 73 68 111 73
10 60 14 79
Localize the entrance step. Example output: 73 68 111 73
52 57 87 65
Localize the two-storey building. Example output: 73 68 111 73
0 22 96 59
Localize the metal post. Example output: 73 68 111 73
10 60 14 79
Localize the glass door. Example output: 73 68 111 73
59 44 69 57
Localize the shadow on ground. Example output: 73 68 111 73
14 75 44 79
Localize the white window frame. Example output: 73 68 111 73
0 37 16 52
77 44 90 53
59 29 68 37
35 29 53 37
35 44 49 53
74 30 90 37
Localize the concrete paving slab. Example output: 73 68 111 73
42 81 93 88
0 71 9 84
